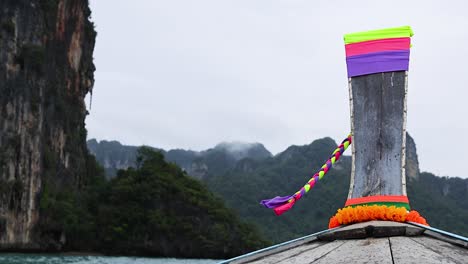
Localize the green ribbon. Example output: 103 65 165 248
346 202 410 210
344 26 414 44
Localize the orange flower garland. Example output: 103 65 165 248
328 204 428 228
406 210 428 225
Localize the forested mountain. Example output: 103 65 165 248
88 135 468 243
41 148 269 258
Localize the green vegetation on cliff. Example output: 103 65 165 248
88 137 468 243
407 172 468 236
40 147 269 258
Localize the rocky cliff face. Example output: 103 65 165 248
0 0 95 249
405 133 420 180
87 139 139 178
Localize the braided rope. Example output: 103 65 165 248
261 134 352 215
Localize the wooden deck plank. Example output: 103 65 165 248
390 236 461 264
224 229 338 264
246 241 328 264
422 228 468 249
228 223 467 263
409 236 468 264
313 237 393 264
271 240 346 264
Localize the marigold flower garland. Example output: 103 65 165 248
328 204 428 228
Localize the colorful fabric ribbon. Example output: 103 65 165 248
344 26 414 44
345 195 410 210
261 134 352 216
344 26 413 77
345 37 411 57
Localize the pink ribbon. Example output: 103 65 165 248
345 37 411 57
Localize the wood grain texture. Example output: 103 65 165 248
408 236 468 263
423 229 468 249
349 71 407 198
246 241 327 264
243 240 345 264
276 240 346 264
390 236 464 264
314 238 393 264
231 230 468 263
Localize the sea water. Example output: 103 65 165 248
0 254 221 264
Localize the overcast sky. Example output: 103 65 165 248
86 0 468 178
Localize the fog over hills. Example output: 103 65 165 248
87 139 271 179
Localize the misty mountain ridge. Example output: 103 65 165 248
213 141 272 160
87 135 419 181
87 139 271 179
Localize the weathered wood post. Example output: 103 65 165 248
261 26 418 217
343 26 413 209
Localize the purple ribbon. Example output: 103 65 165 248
260 195 294 209
346 50 410 77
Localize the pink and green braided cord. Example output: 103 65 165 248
260 134 352 215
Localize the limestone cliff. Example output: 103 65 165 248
0 0 95 249
406 133 420 180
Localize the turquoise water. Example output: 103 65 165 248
0 254 221 264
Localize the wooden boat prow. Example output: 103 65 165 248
221 221 468 263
